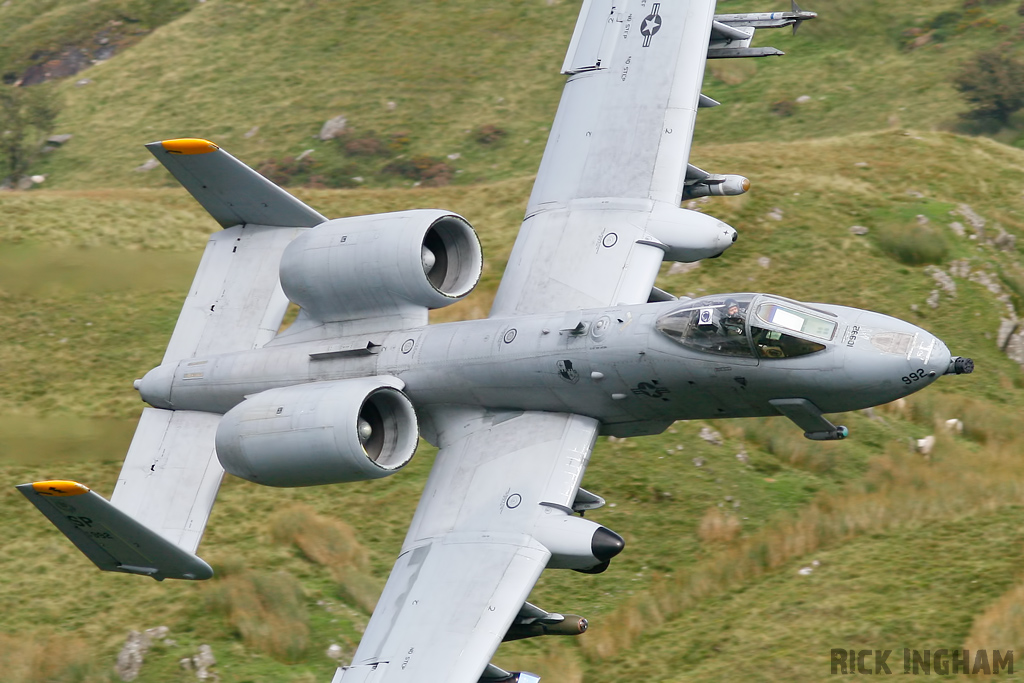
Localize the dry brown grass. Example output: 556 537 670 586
504 642 583 683
582 412 1024 662
739 417 838 474
965 581 1024 655
0 633 110 683
269 504 382 612
697 507 741 544
270 504 369 571
204 570 310 663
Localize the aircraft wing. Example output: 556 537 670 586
22 139 324 572
490 0 722 317
333 411 600 682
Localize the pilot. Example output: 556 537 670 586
720 298 746 336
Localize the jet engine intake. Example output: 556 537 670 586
532 509 624 572
215 376 418 487
279 209 482 324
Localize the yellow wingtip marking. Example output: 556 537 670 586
160 138 220 155
32 480 90 496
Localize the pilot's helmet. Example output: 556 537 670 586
724 298 740 315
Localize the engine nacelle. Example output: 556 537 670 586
682 174 750 200
532 508 625 572
279 209 483 323
215 377 418 487
645 204 738 262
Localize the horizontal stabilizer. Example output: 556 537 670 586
146 138 327 229
17 480 213 581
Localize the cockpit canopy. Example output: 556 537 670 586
655 294 837 359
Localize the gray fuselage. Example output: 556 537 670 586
137 292 953 440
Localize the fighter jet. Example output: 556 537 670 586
18 1 972 681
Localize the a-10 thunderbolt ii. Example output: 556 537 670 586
20 1 972 681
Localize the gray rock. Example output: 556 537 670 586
926 290 940 309
1005 330 1024 368
115 627 168 682
757 256 771 269
954 204 986 237
75 78 92 86
949 221 965 237
46 134 73 146
668 261 701 276
993 226 1017 252
949 259 971 278
699 426 723 446
134 158 159 172
849 225 869 235
766 208 784 221
318 115 349 141
180 644 216 681
692 457 706 467
795 95 812 103
915 214 929 225
327 644 345 660
998 319 1019 350
296 148 315 162
735 451 749 464
925 266 956 297
243 126 260 139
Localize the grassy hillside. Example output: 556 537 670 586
6 0 1022 190
3 129 1024 681
5 0 1024 681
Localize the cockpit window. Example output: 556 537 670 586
755 302 837 341
751 326 826 359
655 296 755 357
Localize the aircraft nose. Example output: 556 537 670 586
838 311 953 398
911 333 952 384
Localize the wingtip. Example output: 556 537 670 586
154 138 220 155
28 480 91 497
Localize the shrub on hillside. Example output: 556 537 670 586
473 124 507 145
255 155 317 186
874 222 949 265
964 581 1024 656
953 50 1024 128
770 99 795 117
697 507 741 544
381 154 454 186
204 569 310 662
0 84 61 182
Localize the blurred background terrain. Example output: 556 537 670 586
2 0 1024 680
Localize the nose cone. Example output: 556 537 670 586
717 224 738 252
137 363 175 409
591 526 625 562
839 309 953 401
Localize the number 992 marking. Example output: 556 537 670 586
902 368 926 385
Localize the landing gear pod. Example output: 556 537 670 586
215 376 418 487
531 511 625 572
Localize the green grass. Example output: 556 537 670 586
3 1 1024 679
2 130 1024 680
4 0 1021 191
